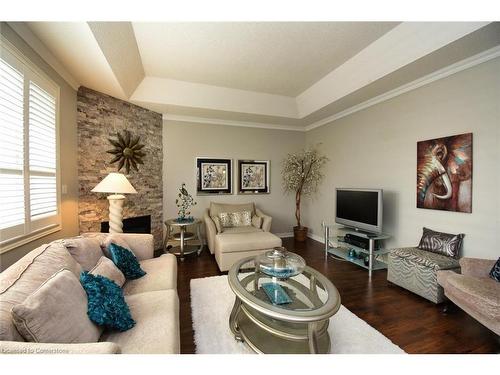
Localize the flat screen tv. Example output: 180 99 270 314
335 188 383 234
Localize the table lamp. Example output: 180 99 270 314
92 172 137 233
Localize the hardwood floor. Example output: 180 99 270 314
174 237 499 354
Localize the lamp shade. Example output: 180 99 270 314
91 172 137 194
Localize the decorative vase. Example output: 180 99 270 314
256 247 306 279
293 226 308 242
348 249 357 258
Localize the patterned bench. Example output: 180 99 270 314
387 247 460 304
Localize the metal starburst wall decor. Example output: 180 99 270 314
107 130 146 174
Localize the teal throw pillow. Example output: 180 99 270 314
80 272 135 332
109 242 146 280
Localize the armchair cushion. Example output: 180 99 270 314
390 247 460 271
252 215 263 229
417 227 464 258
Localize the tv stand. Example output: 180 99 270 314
322 223 391 278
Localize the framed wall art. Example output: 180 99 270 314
196 158 232 195
238 160 270 194
417 133 472 213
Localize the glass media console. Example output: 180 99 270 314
322 223 391 278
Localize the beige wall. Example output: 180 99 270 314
0 23 79 270
163 121 304 234
304 57 500 259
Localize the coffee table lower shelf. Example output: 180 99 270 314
232 303 331 354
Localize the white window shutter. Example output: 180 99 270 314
29 82 57 220
0 58 25 230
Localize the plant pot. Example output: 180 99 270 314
293 226 308 242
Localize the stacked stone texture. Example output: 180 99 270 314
77 87 163 249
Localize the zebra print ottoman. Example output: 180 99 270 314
387 247 460 304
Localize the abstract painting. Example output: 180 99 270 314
196 158 232 194
238 160 269 194
417 133 472 212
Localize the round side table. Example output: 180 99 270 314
163 218 203 261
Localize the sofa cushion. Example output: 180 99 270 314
489 257 500 282
0 242 82 342
100 234 132 258
90 256 126 287
445 274 500 321
99 290 180 354
215 231 282 253
123 254 177 295
11 269 101 343
251 215 263 229
211 215 223 233
390 247 460 271
62 237 103 271
210 202 255 217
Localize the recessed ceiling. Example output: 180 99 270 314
132 22 399 96
12 21 500 130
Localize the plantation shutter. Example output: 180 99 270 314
29 82 57 220
0 42 60 251
0 58 25 232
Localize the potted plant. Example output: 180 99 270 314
281 146 328 241
175 183 196 222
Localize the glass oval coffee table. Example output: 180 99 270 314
228 256 341 354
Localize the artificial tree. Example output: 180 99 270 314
281 146 328 241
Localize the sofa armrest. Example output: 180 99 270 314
255 208 272 232
203 209 217 254
0 341 121 354
459 257 496 278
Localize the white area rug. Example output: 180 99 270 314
190 275 405 354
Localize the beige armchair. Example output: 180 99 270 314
204 202 282 271
437 257 499 336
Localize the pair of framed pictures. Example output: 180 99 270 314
196 157 270 195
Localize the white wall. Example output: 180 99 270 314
303 57 500 259
163 121 304 235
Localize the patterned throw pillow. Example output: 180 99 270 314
80 272 135 332
489 258 500 282
218 211 252 228
418 227 464 258
109 242 146 280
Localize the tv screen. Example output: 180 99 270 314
335 188 383 233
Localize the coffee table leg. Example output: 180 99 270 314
196 223 203 256
229 297 243 342
180 226 185 261
307 322 320 354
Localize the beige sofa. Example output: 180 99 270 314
204 202 282 272
0 233 180 354
437 257 499 336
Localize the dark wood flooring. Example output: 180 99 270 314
174 237 499 354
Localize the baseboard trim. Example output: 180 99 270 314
307 233 325 244
275 232 293 238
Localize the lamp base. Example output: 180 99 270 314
107 194 125 233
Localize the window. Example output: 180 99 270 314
1 39 61 252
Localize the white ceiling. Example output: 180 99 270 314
132 22 399 96
12 21 500 130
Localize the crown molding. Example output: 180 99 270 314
304 45 500 132
162 113 305 132
7 22 80 91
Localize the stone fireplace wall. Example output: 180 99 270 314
77 87 163 249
